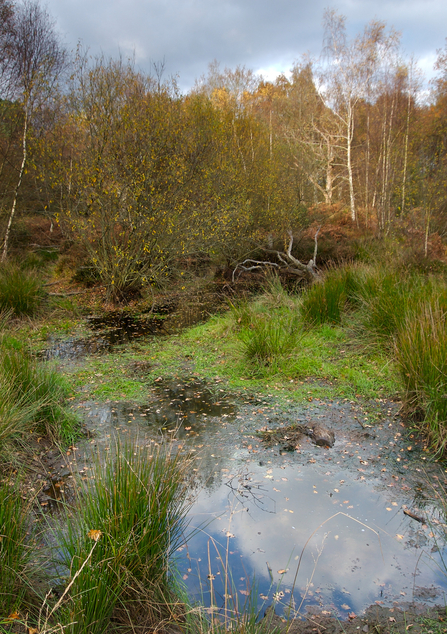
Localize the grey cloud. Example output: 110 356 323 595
45 0 447 91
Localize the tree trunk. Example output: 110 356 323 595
1 109 28 262
346 104 356 222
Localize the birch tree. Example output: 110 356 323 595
319 10 398 223
0 0 66 261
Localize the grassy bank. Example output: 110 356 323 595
63 266 447 453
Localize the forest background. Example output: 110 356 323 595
1 0 447 301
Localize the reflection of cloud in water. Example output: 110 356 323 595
74 393 447 617
184 462 447 615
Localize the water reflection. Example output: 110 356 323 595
71 383 447 618
43 290 229 360
182 462 447 618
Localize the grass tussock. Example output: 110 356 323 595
54 442 192 634
0 477 32 620
0 321 77 467
236 307 302 371
395 302 447 454
0 264 45 317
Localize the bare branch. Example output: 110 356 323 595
232 230 320 284
232 259 279 282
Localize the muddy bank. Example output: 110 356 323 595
262 604 446 634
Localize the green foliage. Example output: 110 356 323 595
0 264 44 317
0 477 31 618
395 302 447 454
55 443 192 634
231 279 303 377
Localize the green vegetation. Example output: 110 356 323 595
51 443 191 634
396 302 447 454
0 318 77 467
0 477 32 619
0 264 45 317
67 265 446 452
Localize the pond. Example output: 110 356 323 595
51 377 447 621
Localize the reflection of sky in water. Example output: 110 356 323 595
181 463 447 617
73 383 447 619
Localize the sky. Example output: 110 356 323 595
44 0 447 93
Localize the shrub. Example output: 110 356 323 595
0 264 45 317
54 443 192 634
395 302 447 454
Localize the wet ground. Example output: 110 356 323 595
40 377 447 624
42 289 231 360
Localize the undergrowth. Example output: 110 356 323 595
0 264 45 317
0 318 78 468
0 477 33 620
53 442 192 634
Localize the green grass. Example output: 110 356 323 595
53 442 192 634
395 301 447 454
300 270 347 325
0 323 78 466
234 300 303 375
0 477 32 619
68 279 399 404
354 267 443 347
0 264 45 317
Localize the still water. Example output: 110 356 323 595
65 379 447 619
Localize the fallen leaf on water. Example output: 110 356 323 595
277 568 289 574
386 507 392 511
348 612 356 620
341 604 350 610
239 589 250 596
396 534 404 540
226 531 235 538
183 574 188 580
